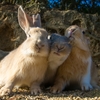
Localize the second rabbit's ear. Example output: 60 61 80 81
32 14 41 27
18 6 33 33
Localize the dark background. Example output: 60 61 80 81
0 0 100 14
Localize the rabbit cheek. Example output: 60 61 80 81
34 43 48 57
51 48 60 56
54 52 60 56
43 45 49 56
41 41 49 55
53 46 62 56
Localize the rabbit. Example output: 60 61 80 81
43 33 71 86
0 6 49 96
0 50 9 60
50 25 99 93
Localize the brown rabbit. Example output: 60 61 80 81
0 6 49 96
50 25 99 93
44 33 71 85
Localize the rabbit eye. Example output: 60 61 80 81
27 34 31 37
82 31 85 34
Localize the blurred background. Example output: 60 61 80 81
0 0 100 14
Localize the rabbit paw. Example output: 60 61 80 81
50 85 63 93
30 86 42 95
0 86 11 97
81 83 93 91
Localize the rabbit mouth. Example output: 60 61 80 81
54 52 60 56
68 28 78 37
36 49 40 53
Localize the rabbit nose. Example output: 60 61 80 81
35 41 44 51
56 45 64 52
56 46 60 52
36 43 41 50
57 48 61 52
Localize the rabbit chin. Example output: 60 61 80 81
49 52 69 69
22 48 49 57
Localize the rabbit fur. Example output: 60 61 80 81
0 6 49 96
44 33 71 85
50 25 100 93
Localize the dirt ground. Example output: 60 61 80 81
0 87 100 100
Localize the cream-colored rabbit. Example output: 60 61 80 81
44 33 71 85
51 25 99 93
0 6 49 96
0 50 9 60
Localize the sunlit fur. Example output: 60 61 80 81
0 6 49 96
22 28 49 57
44 33 71 85
50 25 98 93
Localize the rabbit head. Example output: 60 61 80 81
49 33 71 60
18 6 49 57
65 25 83 39
65 25 89 51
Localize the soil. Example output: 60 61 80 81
0 87 100 100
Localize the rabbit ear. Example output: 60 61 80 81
32 14 41 27
18 6 33 33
